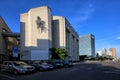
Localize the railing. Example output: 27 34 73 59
2 32 20 37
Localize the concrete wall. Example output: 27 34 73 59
0 17 7 55
52 16 66 48
52 16 79 61
0 17 19 62
20 6 79 61
20 6 52 60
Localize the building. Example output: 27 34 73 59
79 34 95 57
96 50 102 56
0 16 20 63
102 48 107 57
52 16 79 61
20 6 79 61
108 48 116 60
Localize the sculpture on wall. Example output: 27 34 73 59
36 16 46 33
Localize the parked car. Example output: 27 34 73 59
62 60 73 67
0 64 2 70
31 61 54 71
0 61 35 74
48 59 64 68
41 62 54 70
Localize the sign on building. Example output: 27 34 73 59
12 46 18 57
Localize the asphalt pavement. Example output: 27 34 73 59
0 61 120 80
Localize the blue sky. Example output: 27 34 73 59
0 0 120 57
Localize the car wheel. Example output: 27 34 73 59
40 68 43 71
0 69 3 72
65 65 68 67
13 70 18 74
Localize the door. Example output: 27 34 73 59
8 62 14 72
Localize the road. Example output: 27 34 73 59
0 61 120 80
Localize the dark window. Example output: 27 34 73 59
8 62 12 66
3 62 8 65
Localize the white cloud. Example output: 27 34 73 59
116 37 120 40
69 2 95 23
79 3 95 21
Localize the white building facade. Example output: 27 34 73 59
20 6 79 61
52 16 79 61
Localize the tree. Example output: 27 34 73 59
97 55 113 61
49 48 68 59
56 48 68 59
49 48 60 59
104 55 113 60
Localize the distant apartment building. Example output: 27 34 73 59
108 48 116 60
79 34 95 57
102 48 107 57
20 6 79 61
0 16 19 62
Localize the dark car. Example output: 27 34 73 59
0 64 2 70
48 59 64 68
62 60 73 67
31 62 54 71
41 62 54 70
1 61 35 74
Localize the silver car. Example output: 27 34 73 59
1 61 35 74
31 62 54 71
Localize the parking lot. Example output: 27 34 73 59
0 60 74 80
0 65 74 80
0 61 120 80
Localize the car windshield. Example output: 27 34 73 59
13 62 28 66
41 62 47 65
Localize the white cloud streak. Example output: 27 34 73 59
116 37 120 40
69 2 95 26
